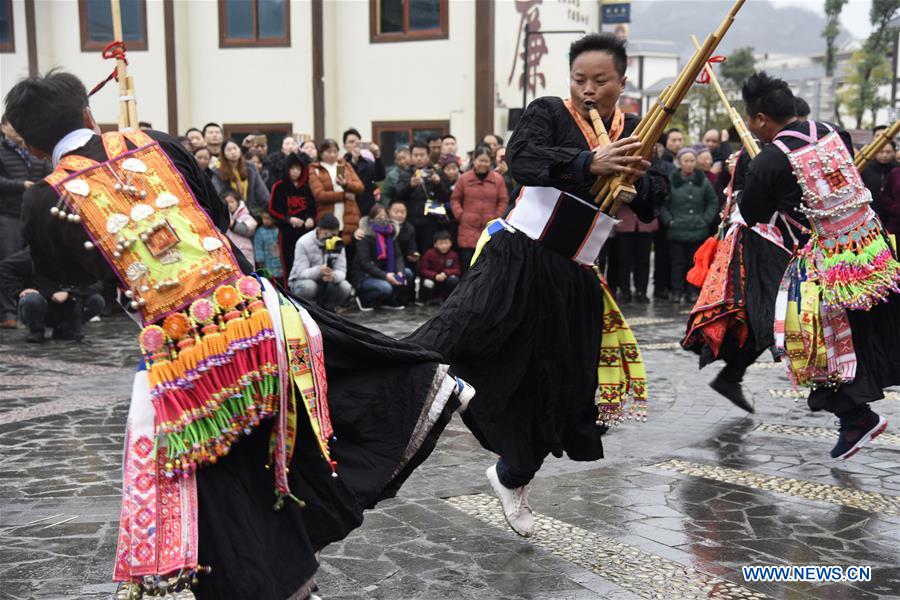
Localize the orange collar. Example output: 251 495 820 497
564 99 625 148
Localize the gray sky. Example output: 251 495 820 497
771 0 873 39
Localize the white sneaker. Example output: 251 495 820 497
485 464 534 537
355 296 374 312
453 376 475 413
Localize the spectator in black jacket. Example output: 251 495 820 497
0 116 51 327
427 136 443 166
265 136 299 189
351 205 409 311
861 141 896 202
397 142 449 257
343 128 385 217
268 152 315 281
388 199 418 305
0 248 104 342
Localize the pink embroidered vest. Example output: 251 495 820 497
773 120 900 311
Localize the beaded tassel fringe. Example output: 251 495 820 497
138 276 279 478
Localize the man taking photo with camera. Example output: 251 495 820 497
288 213 352 311
398 142 450 257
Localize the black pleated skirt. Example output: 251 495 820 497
193 300 457 599
407 230 606 475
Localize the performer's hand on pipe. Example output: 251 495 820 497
589 136 649 179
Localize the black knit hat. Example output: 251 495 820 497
318 213 340 230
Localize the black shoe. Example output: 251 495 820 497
634 294 650 304
831 409 888 460
652 289 669 301
25 330 46 343
618 290 633 303
709 372 754 413
52 329 84 342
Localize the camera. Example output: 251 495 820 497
324 236 344 268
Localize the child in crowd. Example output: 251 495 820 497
419 230 461 304
253 210 284 279
222 189 257 264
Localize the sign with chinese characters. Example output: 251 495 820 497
496 0 600 125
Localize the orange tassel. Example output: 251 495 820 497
687 236 720 288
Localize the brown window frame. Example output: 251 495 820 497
372 119 450 161
78 0 148 52
369 0 448 44
0 0 14 53
223 122 294 155
218 0 291 49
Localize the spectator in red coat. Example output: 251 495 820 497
419 230 461 304
877 165 900 235
450 147 509 270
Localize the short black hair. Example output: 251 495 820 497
742 72 797 121
433 230 452 243
426 135 441 145
342 128 361 143
202 122 222 135
4 69 89 154
666 128 682 136
873 124 888 135
481 133 504 145
441 134 456 142
138 121 153 129
794 96 811 119
410 142 429 153
569 33 627 77
185 127 201 136
387 198 406 208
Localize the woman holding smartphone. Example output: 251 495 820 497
309 138 364 246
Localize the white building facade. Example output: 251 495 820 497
1 0 678 157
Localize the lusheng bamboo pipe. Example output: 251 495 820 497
593 0 746 215
855 119 900 171
690 34 760 158
589 108 612 149
110 0 138 130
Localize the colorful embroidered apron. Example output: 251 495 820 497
45 132 335 583
771 121 900 387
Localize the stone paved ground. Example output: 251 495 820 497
1 301 898 600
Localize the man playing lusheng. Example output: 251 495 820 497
409 33 664 537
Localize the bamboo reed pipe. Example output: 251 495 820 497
690 34 759 158
855 119 900 171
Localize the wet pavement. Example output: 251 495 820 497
1 300 898 600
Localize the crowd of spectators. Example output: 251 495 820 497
3 107 899 338
176 125 516 312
